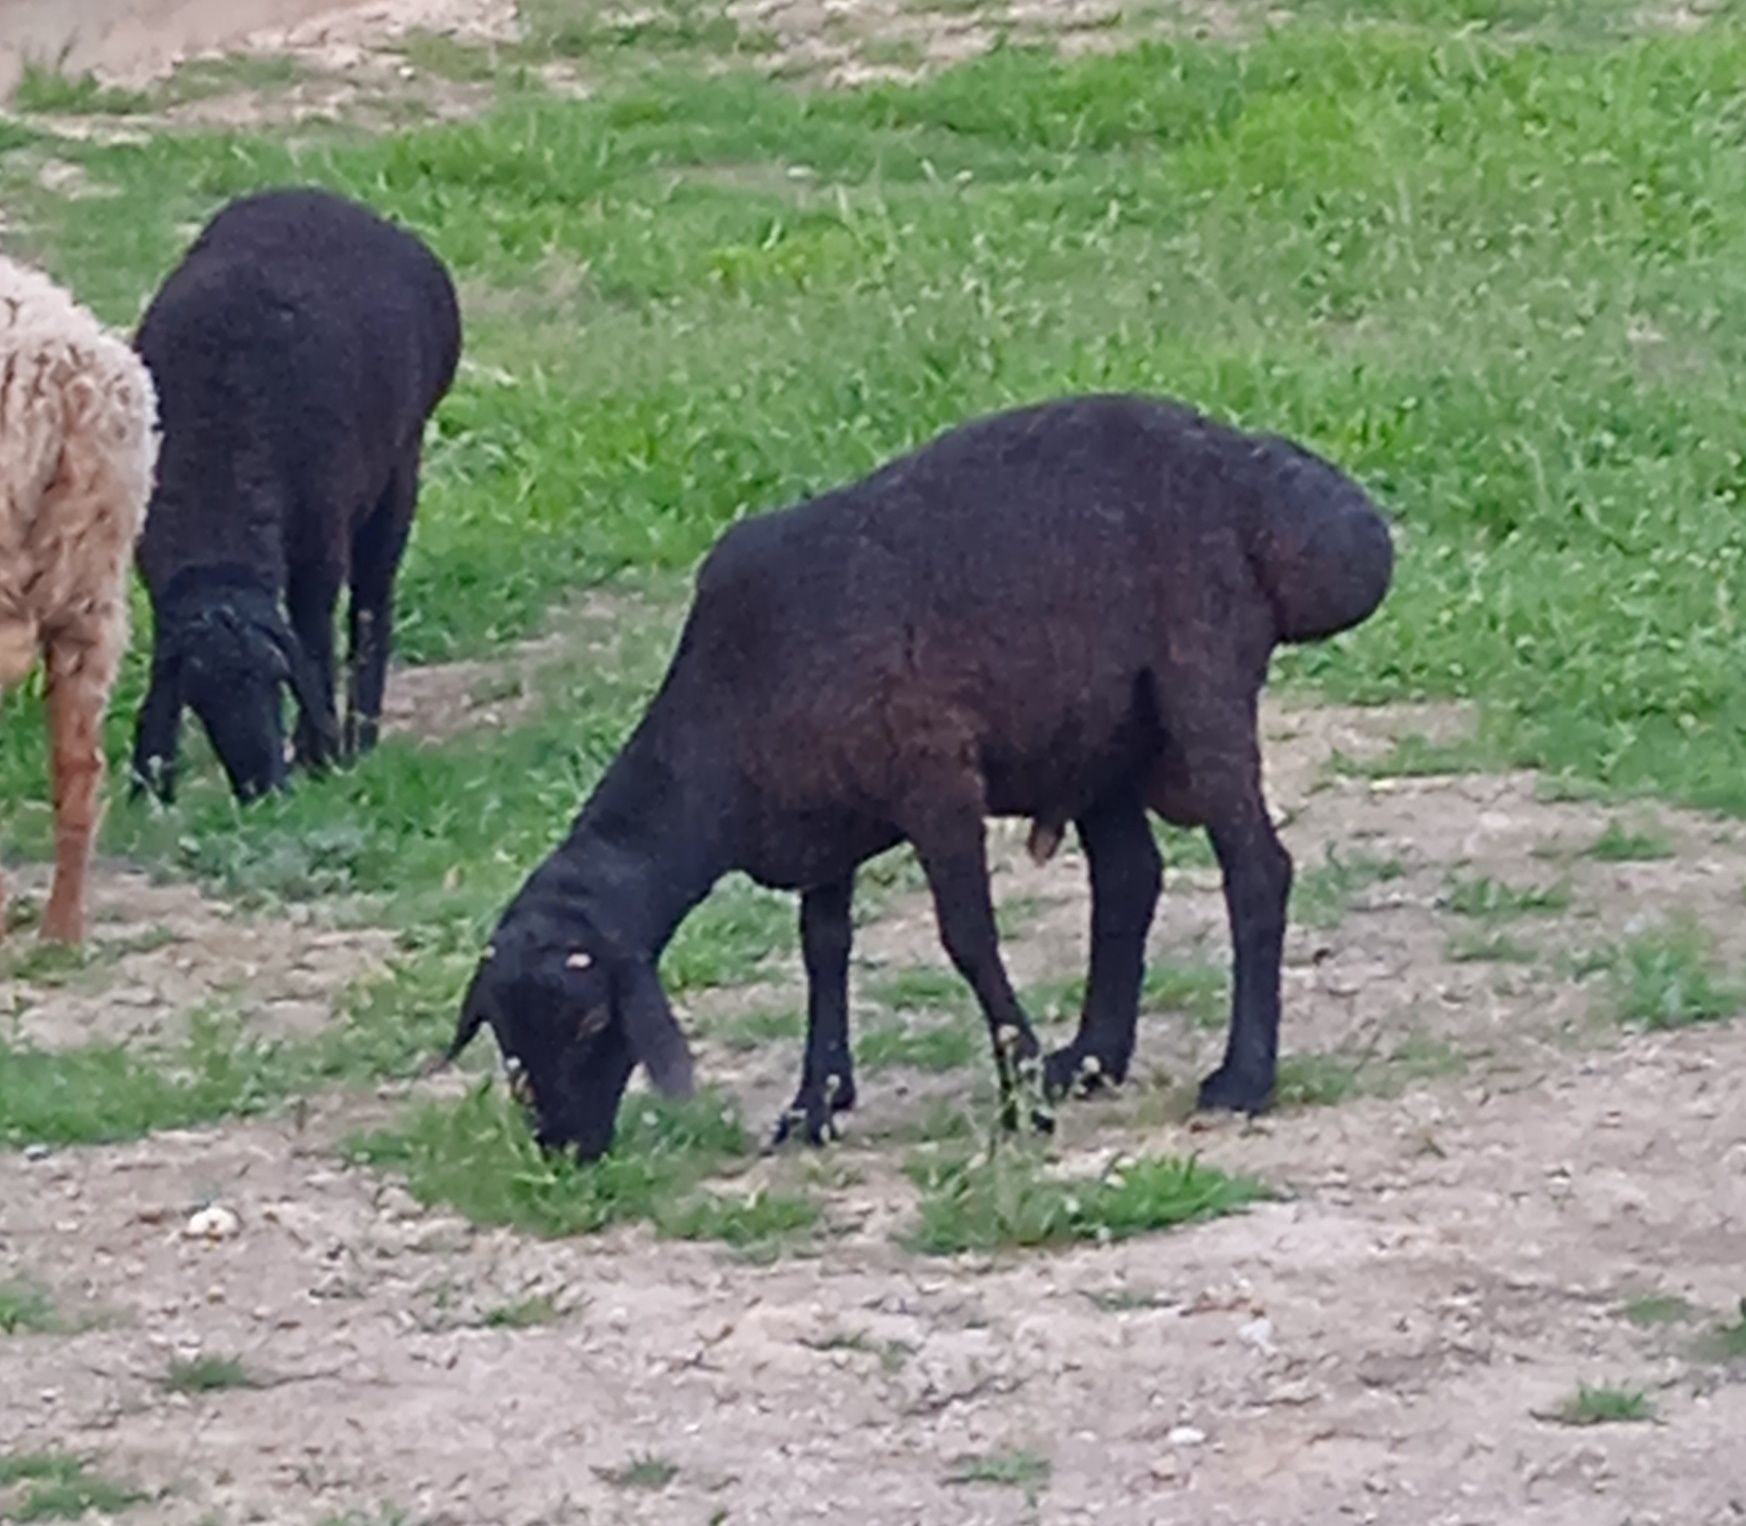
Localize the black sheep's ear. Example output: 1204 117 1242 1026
439 949 495 1067
613 962 695 1099
259 614 339 759
129 651 185 803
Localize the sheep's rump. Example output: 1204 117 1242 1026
132 186 460 590
679 393 1393 818
0 253 158 688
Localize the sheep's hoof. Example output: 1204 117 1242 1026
769 1109 836 1151
1196 1064 1273 1115
1042 1046 1127 1101
768 1074 856 1151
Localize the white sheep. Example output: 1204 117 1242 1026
0 251 158 944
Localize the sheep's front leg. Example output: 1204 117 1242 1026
287 566 341 774
906 809 1051 1135
772 875 858 1149
1044 786 1161 1099
40 642 108 945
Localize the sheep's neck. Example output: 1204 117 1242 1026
528 720 734 959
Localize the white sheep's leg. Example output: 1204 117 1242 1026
40 639 109 945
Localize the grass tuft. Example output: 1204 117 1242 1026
944 1448 1051 1499
904 1148 1264 1255
1273 1052 1362 1109
10 65 153 115
0 1281 60 1335
1694 1300 1746 1363
1620 1292 1696 1328
1584 820 1677 863
1293 850 1405 931
1443 874 1572 921
352 1082 815 1251
480 1294 564 1329
1600 922 1742 1030
0 1452 144 1521
595 1453 680 1490
1550 1384 1654 1426
161 1354 259 1394
1446 929 1537 963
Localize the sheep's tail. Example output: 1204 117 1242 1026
1244 439 1394 644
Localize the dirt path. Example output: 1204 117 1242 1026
5 692 1745 1524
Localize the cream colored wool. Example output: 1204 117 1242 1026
0 251 159 942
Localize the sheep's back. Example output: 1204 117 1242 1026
0 253 159 687
134 188 459 585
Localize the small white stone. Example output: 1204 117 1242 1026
1167 1425 1206 1447
182 1205 241 1241
1238 1316 1277 1354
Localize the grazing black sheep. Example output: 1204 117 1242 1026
129 186 460 803
443 394 1394 1160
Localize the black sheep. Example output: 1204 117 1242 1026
444 394 1394 1159
129 186 460 803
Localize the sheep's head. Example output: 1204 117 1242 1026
138 586 332 804
443 917 695 1161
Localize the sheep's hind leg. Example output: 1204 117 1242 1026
345 454 419 759
904 802 1051 1136
1043 785 1161 1100
287 566 341 774
1152 700 1290 1114
40 640 108 945
772 875 858 1149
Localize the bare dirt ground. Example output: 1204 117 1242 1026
6 672 1746 1525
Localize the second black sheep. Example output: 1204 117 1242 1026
130 185 460 803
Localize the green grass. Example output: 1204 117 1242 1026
595 1453 680 1490
0 960 464 1150
1620 1292 1696 1328
0 1453 145 1522
904 1147 1265 1254
351 1082 817 1250
802 1328 917 1370
2 7 1746 1170
1330 732 1495 780
1024 956 1228 1029
1274 1052 1363 1108
704 1006 803 1051
858 1016 982 1072
1445 928 1537 963
0 1280 60 1335
161 1354 259 1394
1082 1285 1171 1313
1550 1384 1654 1426
1600 921 1742 1029
944 1448 1051 1498
868 966 974 1013
1443 873 1572 921
1292 850 1405 931
4 16 1746 923
10 65 153 115
1695 1300 1746 1362
1584 819 1678 862
480 1294 564 1329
